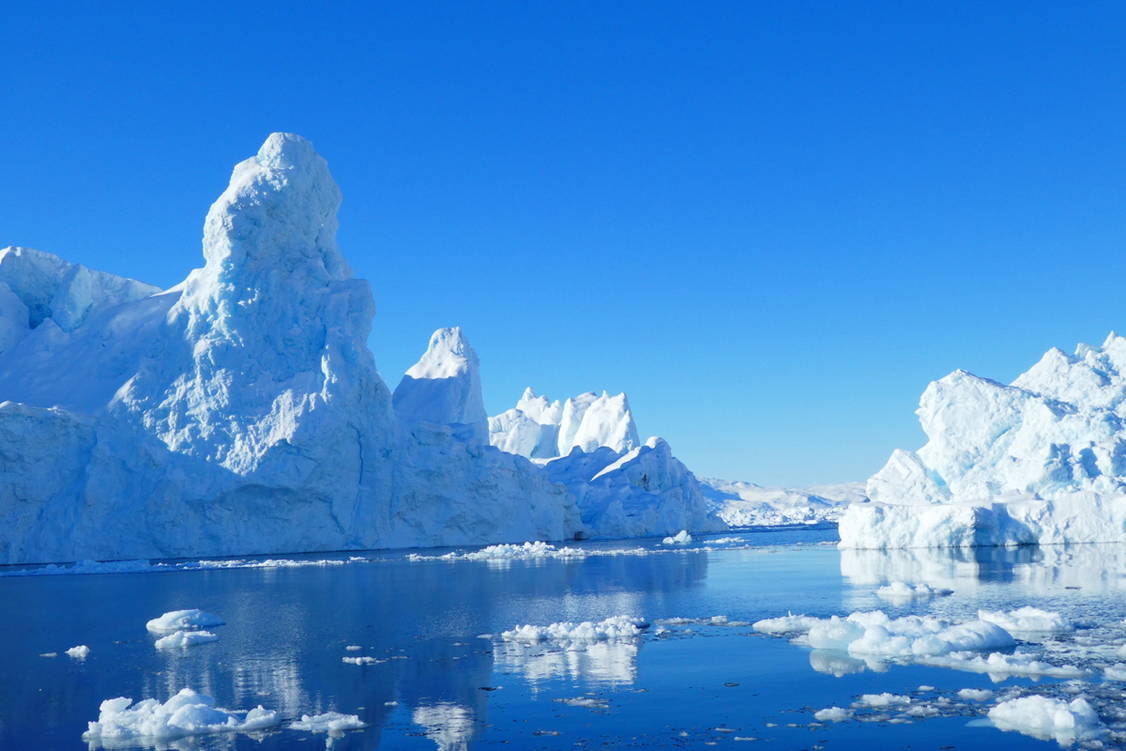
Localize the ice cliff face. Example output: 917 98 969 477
488 388 640 458
0 133 719 564
841 334 1126 548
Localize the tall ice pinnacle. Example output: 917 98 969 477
393 327 488 443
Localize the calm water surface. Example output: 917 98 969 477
1 528 1123 750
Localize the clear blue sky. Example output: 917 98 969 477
4 2 1126 486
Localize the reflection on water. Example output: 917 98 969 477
411 703 477 751
492 638 640 686
841 543 1126 594
0 541 712 750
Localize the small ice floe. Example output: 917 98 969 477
854 693 911 708
956 688 994 702
988 695 1107 745
39 652 58 658
977 606 1073 636
81 688 278 744
813 706 851 722
662 530 692 545
916 685 936 692
289 711 367 734
500 615 647 643
154 630 218 650
145 609 224 633
1104 663 1126 681
875 581 952 604
923 651 1089 679
65 645 90 660
754 609 1013 660
554 696 609 710
342 656 386 666
344 645 362 651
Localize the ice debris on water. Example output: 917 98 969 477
145 609 224 633
65 644 90 660
500 616 648 643
662 530 692 545
988 695 1107 745
289 712 366 734
81 689 278 744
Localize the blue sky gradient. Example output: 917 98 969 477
4 2 1126 485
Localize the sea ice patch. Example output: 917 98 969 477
81 688 278 745
145 609 224 633
153 630 218 650
65 645 90 660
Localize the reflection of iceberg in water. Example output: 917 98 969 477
143 654 311 720
808 649 870 677
841 543 1126 595
493 639 640 685
412 703 477 751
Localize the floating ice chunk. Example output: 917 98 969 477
988 695 1106 745
656 615 751 628
65 645 90 660
752 614 825 635
81 689 278 744
289 711 366 734
917 685 936 691
957 688 994 701
39 652 57 658
1104 663 1126 681
154 630 218 649
855 693 911 707
924 651 1089 679
661 530 692 545
500 616 647 643
342 656 386 666
875 581 952 604
145 609 224 633
344 645 362 651
813 706 851 722
977 606 1072 636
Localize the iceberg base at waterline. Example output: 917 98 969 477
838 492 1126 549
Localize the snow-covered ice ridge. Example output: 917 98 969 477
0 133 722 564
841 333 1126 548
700 479 867 527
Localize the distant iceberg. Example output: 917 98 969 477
0 133 721 564
840 334 1126 548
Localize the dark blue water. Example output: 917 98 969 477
1 529 1119 750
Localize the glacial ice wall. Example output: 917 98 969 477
841 334 1126 548
0 133 720 564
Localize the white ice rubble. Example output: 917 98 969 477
145 609 224 633
289 711 366 734
499 615 648 643
0 133 722 565
66 644 90 660
81 689 279 746
841 333 1126 548
988 695 1107 745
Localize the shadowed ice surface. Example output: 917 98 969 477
1 528 1123 749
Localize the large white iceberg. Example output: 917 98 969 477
0 133 719 564
841 335 1126 548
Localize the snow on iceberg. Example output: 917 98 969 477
988 695 1106 745
0 133 719 565
842 335 1126 548
81 689 279 745
701 479 866 527
146 609 224 633
489 388 640 459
